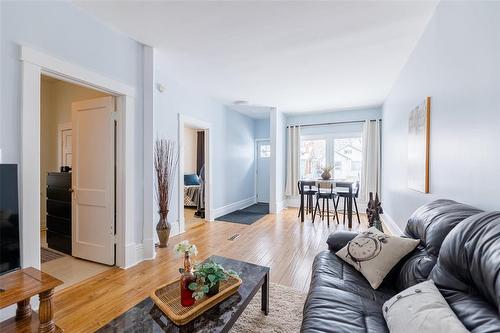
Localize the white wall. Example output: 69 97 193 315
270 109 286 212
382 1 500 230
183 127 198 175
154 52 257 235
0 1 145 244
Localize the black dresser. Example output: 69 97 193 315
46 172 72 255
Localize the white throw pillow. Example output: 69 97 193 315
383 280 469 333
336 227 419 289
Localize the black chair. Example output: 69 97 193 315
298 181 317 218
312 182 339 225
335 181 361 224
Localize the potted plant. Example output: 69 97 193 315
154 139 178 248
174 241 199 307
321 166 334 180
188 260 239 300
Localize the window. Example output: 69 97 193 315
300 139 326 179
259 144 271 158
299 129 363 182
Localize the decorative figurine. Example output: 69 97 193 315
366 192 384 232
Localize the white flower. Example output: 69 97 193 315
174 240 198 257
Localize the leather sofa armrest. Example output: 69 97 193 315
326 231 358 252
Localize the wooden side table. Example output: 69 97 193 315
0 267 63 332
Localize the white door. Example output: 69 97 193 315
256 140 271 203
71 96 115 265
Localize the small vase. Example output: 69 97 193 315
156 210 171 248
207 281 220 296
180 251 196 307
321 170 332 180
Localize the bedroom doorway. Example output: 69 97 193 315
178 114 213 233
182 125 206 230
39 75 114 290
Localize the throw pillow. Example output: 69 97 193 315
383 280 469 333
336 227 419 289
184 174 200 186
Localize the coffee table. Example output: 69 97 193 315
97 256 270 333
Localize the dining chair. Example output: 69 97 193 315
312 181 338 226
335 181 361 224
297 181 318 218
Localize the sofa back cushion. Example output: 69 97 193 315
430 212 500 332
394 199 482 291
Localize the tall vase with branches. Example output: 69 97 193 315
155 139 178 248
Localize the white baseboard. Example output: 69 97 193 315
275 199 286 212
213 196 256 219
381 212 403 235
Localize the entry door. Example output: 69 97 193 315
71 96 115 265
256 140 271 203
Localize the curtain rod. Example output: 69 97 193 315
286 119 381 128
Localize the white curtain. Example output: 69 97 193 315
285 125 301 196
361 120 381 202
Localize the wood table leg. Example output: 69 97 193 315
38 288 55 333
16 297 32 320
261 272 269 315
347 197 353 229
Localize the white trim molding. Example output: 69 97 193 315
381 212 403 235
177 114 214 233
213 196 257 219
21 47 135 97
20 46 137 270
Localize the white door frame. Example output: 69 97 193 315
57 122 72 168
178 114 213 233
255 138 270 203
20 46 136 269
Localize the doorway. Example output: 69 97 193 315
178 114 213 233
182 126 206 230
256 139 271 203
39 75 114 290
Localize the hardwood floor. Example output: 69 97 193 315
3 208 369 333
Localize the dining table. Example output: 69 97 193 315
299 179 356 229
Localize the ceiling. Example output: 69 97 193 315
74 1 437 115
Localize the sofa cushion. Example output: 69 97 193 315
430 212 500 333
395 199 483 291
301 251 395 333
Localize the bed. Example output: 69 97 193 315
184 174 200 207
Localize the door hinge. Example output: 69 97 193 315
113 234 118 244
111 111 118 121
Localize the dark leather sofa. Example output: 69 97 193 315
301 199 500 333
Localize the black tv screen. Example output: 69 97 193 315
0 164 21 275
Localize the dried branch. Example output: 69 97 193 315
154 139 179 217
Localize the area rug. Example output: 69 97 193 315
215 203 269 225
96 282 306 332
41 247 65 263
232 283 306 333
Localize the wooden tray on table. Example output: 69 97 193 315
150 276 242 326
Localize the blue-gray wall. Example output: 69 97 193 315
0 1 145 242
155 57 256 232
382 1 500 230
254 119 270 139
